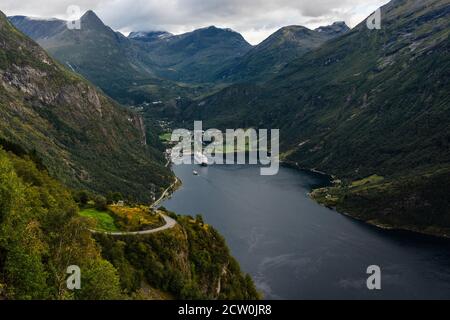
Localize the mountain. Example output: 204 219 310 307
180 0 450 235
0 10 173 201
9 13 252 103
134 26 252 82
8 11 194 105
26 10 163 104
216 22 349 82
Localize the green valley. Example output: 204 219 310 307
1 0 450 302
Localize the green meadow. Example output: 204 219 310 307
79 208 118 232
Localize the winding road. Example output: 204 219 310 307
92 176 180 236
151 177 179 209
92 213 177 236
91 164 179 236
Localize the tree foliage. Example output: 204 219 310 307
0 148 123 300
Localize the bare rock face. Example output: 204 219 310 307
3 65 55 103
86 86 103 116
133 114 147 145
314 21 350 37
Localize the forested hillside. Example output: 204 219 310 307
0 148 123 299
0 148 258 299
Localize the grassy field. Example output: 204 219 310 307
350 175 385 189
79 208 118 232
159 132 172 143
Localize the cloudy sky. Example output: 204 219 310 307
2 0 389 44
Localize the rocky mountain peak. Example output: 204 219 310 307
314 21 350 37
80 10 105 28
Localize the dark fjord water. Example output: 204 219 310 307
162 163 450 299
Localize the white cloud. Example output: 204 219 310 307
1 0 390 44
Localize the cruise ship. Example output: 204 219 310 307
194 152 208 166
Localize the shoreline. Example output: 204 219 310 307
152 174 181 209
281 160 333 179
337 208 450 240
164 157 450 240
283 160 450 240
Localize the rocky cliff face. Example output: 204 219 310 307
129 113 147 146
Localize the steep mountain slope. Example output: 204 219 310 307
0 11 172 201
181 0 450 235
274 0 449 178
216 22 349 82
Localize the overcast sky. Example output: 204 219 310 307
2 0 390 44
